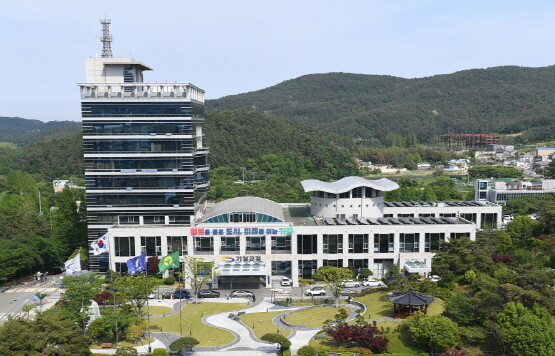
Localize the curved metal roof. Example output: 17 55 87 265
301 176 399 194
201 196 284 223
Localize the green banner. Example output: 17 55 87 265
158 251 180 274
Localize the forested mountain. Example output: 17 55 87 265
208 66 555 144
0 117 81 146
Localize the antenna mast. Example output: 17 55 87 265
100 18 113 58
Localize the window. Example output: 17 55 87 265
424 233 443 252
323 234 343 254
479 182 488 190
481 213 497 229
119 216 139 225
167 236 187 255
323 259 343 267
298 260 317 279
271 236 291 254
339 192 349 199
460 213 476 223
398 214 414 218
114 236 135 256
352 187 363 198
229 213 256 223
348 259 368 272
400 233 419 253
246 236 265 254
297 235 317 254
194 236 213 253
169 215 190 225
418 213 435 217
365 187 376 198
141 236 162 256
115 262 128 273
451 232 470 240
272 261 292 277
440 213 456 218
144 216 164 224
348 234 368 253
221 236 239 252
374 234 394 253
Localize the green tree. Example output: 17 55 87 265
169 337 200 352
444 294 482 325
115 346 139 356
542 158 555 178
261 333 291 352
406 312 460 353
60 273 103 328
313 266 354 306
114 276 158 316
507 216 539 241
494 302 555 356
0 313 92 356
181 256 215 304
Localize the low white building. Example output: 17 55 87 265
107 177 501 288
475 179 555 203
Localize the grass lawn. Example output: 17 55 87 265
240 311 291 339
427 298 444 315
148 302 247 346
146 305 173 316
285 306 340 327
353 292 392 319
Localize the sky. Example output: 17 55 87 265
2 1 555 122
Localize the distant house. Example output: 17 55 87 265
417 163 431 170
53 180 70 193
535 147 555 159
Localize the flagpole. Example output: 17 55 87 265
179 251 183 338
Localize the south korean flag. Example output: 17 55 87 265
91 233 110 255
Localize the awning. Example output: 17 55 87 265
403 259 431 273
217 262 267 276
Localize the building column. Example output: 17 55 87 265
239 235 246 255
213 236 221 256
393 232 400 254
476 213 482 230
265 235 271 255
418 232 425 253
187 235 195 256
292 259 299 287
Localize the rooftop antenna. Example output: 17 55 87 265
100 18 113 58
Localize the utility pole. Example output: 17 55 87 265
240 167 246 184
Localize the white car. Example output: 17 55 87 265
280 277 292 286
305 286 326 296
430 275 441 282
362 278 386 287
341 280 361 288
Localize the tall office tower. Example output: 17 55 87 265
79 20 209 271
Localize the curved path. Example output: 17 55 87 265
121 297 360 355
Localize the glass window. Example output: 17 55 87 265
451 232 470 240
167 236 187 255
348 234 368 253
297 235 317 254
246 236 266 254
144 216 164 224
298 260 317 279
400 233 419 253
271 236 291 254
194 236 213 253
424 233 444 252
323 234 343 254
119 216 139 225
323 259 343 267
141 236 162 256
352 187 363 198
114 236 135 257
339 192 350 199
374 234 394 253
271 261 291 277
221 236 239 252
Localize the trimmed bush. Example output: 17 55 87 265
151 348 168 356
163 276 176 285
297 345 318 356
169 337 199 351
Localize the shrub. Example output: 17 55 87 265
169 337 199 351
297 345 317 356
442 348 468 356
93 291 113 306
356 286 388 297
406 312 460 352
326 323 387 354
115 347 138 356
151 348 168 356
261 333 291 351
125 318 146 343
163 276 176 285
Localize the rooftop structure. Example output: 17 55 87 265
440 133 500 150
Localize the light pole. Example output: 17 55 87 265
251 171 257 183
240 167 246 184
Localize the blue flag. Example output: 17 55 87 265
126 252 147 275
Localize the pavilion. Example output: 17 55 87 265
388 290 434 318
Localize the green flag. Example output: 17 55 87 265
158 251 180 274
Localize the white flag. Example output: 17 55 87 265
91 233 110 255
64 253 82 276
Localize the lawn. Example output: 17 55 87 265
148 302 247 346
354 291 444 319
146 305 173 316
353 292 393 319
285 306 340 327
240 311 291 339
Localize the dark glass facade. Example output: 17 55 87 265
82 75 208 272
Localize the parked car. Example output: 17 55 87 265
305 286 326 296
430 275 441 282
148 293 156 299
231 290 254 298
341 288 358 296
173 289 191 299
48 266 65 275
198 289 221 298
280 277 292 286
362 278 386 287
342 280 361 288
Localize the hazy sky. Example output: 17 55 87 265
2 1 555 122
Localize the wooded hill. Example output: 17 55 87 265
208 66 555 144
0 117 81 146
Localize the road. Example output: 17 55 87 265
0 276 63 324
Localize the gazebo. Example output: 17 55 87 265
388 290 434 318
